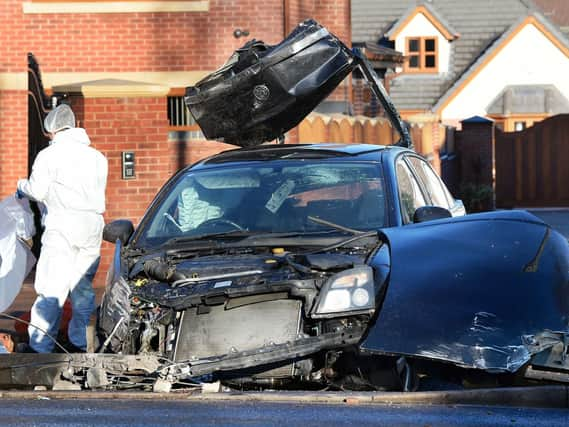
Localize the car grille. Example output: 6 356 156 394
174 299 302 378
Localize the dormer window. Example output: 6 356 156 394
387 4 457 75
406 37 438 72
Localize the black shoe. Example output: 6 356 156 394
62 342 86 354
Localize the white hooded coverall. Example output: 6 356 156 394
18 128 108 353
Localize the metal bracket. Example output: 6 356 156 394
352 48 413 149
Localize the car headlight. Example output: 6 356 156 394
312 266 375 317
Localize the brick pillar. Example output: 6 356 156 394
0 90 28 198
56 80 171 287
456 117 495 187
352 78 366 116
456 116 495 211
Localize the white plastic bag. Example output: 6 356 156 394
0 195 36 312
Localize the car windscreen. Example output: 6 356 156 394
135 161 386 248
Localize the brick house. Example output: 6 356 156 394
0 0 351 285
352 0 569 131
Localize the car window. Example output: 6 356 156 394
136 162 388 247
408 157 450 209
396 159 426 224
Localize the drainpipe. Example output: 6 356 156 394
283 0 290 37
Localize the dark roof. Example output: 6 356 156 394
461 115 494 124
385 1 459 40
363 41 404 60
200 143 390 165
351 0 558 111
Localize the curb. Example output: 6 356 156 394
0 386 567 408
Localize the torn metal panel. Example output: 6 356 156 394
362 211 569 372
185 20 355 147
525 331 569 380
352 49 412 148
183 329 364 378
0 329 362 390
0 354 161 389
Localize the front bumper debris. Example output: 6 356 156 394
0 329 363 391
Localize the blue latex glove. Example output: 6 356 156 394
15 189 25 199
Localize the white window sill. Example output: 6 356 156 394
23 1 209 14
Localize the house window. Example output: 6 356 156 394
514 121 526 132
405 37 437 72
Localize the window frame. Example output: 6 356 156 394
395 156 428 224
406 156 452 210
167 95 202 131
404 36 438 73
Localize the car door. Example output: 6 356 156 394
407 156 466 217
395 157 428 224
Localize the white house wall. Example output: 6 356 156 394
441 23 569 121
394 13 450 73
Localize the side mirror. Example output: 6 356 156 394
413 206 452 223
103 219 134 245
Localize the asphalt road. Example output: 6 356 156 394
0 399 567 427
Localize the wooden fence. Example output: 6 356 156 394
495 114 569 207
298 113 445 174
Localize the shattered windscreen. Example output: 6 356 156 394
137 161 386 247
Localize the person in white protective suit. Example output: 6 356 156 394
16 104 108 353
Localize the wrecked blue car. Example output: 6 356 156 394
97 142 568 391
96 20 569 391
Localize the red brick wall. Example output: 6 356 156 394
80 99 241 286
315 0 351 46
2 1 351 74
2 0 286 73
0 91 28 196
70 95 172 285
170 139 234 172
286 0 351 42
0 0 352 287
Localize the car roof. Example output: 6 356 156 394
191 143 413 170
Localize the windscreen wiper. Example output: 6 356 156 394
164 230 254 247
307 215 365 235
302 230 380 255
164 230 314 253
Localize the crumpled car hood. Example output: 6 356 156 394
362 210 569 372
184 19 354 147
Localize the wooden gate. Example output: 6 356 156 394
495 114 569 208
